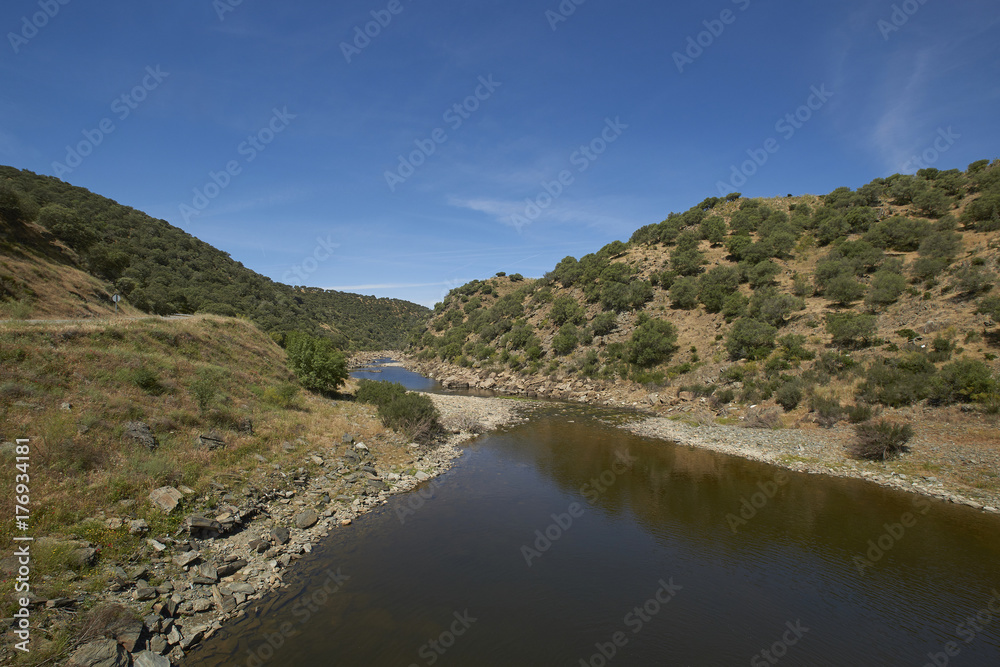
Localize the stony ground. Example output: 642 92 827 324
622 406 1000 514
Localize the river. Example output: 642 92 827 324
187 360 1000 666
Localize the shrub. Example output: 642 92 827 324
865 270 907 310
670 276 700 310
748 261 781 289
726 318 777 361
698 265 741 313
722 293 748 322
857 354 936 407
713 388 736 405
777 334 815 361
932 359 997 404
825 312 878 348
285 332 348 393
952 264 995 297
824 274 866 306
189 367 224 412
742 407 781 429
552 324 579 356
848 421 914 461
626 315 678 367
811 394 843 428
748 287 804 327
700 216 727 244
591 312 618 336
847 403 875 423
262 382 300 409
863 217 931 251
775 380 804 411
355 380 441 443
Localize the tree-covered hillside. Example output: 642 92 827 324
0 166 428 349
410 160 1000 415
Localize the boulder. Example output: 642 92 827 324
70 547 98 568
149 486 184 513
217 558 247 578
133 652 171 667
125 421 158 451
237 417 253 435
294 510 319 529
65 639 130 667
129 519 150 535
173 551 200 568
114 619 144 652
196 430 225 450
270 526 290 545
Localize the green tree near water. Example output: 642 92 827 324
285 332 348 393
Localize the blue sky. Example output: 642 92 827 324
2 0 998 307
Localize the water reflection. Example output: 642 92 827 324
188 402 1000 667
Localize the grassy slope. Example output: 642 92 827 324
0 315 397 662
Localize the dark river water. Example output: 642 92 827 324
187 361 1000 666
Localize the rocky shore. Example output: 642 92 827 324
44 394 530 667
622 414 1000 515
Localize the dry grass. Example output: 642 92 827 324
0 315 394 643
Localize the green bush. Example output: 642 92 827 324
698 265 741 313
552 324 579 356
189 367 224 411
550 295 585 324
825 312 878 348
722 293 748 322
847 403 875 423
126 367 167 396
777 334 815 361
865 270 907 310
285 332 348 393
626 315 678 367
748 287 804 327
670 276 699 310
824 274 866 306
747 261 781 289
848 420 914 461
591 312 617 336
262 382 300 409
775 380 804 411
857 354 936 407
355 380 441 443
932 359 997 404
811 394 843 427
726 318 777 361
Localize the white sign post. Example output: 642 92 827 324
112 293 121 314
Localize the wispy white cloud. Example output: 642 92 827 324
325 281 457 291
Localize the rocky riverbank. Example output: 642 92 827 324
33 393 531 667
622 411 1000 515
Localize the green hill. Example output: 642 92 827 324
409 159 1000 415
0 166 429 349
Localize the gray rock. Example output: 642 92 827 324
134 585 157 601
237 417 253 434
149 486 184 513
129 519 150 535
148 635 168 654
128 565 149 581
270 526 290 545
133 651 171 667
70 547 98 568
65 639 130 667
179 625 205 650
294 509 319 529
115 619 144 652
212 585 237 613
125 421 159 451
248 539 268 553
194 563 218 583
414 471 430 481
173 551 200 568
217 558 247 578
226 582 255 595
341 433 355 444
191 597 213 613
167 625 182 645
144 613 163 633
186 514 223 535
197 431 226 451
146 538 167 552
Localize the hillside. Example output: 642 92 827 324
0 166 429 349
0 315 446 665
408 160 1000 421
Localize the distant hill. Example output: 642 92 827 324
409 159 1000 414
0 166 429 349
